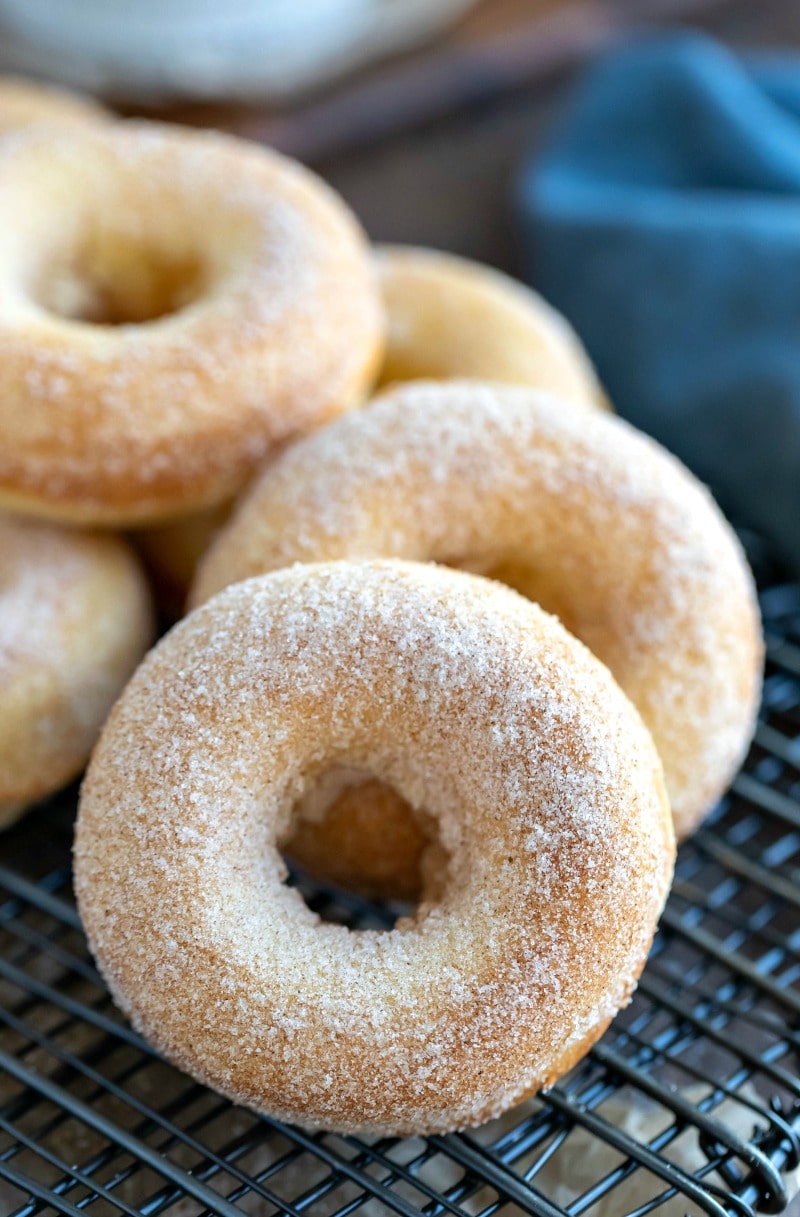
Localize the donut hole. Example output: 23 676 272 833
33 232 208 326
282 765 448 909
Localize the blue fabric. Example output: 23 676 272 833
517 34 800 572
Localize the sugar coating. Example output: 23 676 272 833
0 512 153 823
0 121 384 523
193 382 764 839
75 560 674 1136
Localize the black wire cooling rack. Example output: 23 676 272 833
1 534 799 1217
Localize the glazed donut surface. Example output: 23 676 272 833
0 76 108 136
76 560 674 1136
0 513 153 827
376 245 608 406
194 382 763 845
0 122 383 525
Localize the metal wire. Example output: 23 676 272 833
1 537 799 1216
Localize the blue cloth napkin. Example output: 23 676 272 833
517 34 800 573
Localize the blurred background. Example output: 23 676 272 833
0 0 793 268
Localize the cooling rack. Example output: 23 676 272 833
1 533 799 1217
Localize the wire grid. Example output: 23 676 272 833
1 542 799 1217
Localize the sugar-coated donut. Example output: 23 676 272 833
0 76 108 136
194 382 763 854
76 560 674 1136
0 122 384 525
132 244 609 611
0 513 154 827
133 247 606 614
376 245 609 406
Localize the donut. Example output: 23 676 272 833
0 76 108 136
0 121 383 525
133 246 606 613
131 501 232 621
376 245 609 406
75 560 674 1136
193 381 763 862
0 513 154 828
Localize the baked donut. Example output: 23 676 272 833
0 513 153 828
376 245 608 405
131 501 232 621
75 560 674 1136
133 246 606 613
193 382 763 856
0 76 108 136
0 122 383 525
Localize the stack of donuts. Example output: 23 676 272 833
0 78 762 1138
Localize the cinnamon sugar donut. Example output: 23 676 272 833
376 245 608 406
0 122 383 525
75 560 674 1136
194 382 763 860
0 513 153 827
0 76 108 136
133 246 606 613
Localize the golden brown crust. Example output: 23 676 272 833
0 122 384 525
0 76 109 136
193 381 763 857
75 561 674 1136
376 245 610 406
0 513 154 826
